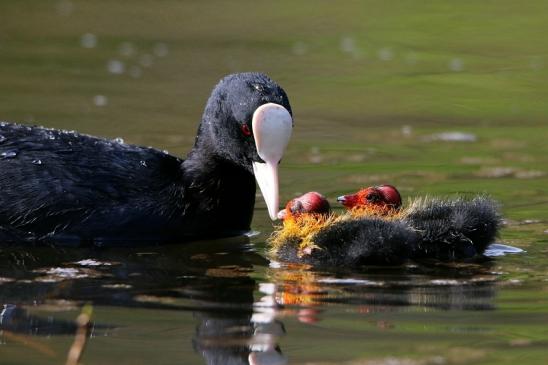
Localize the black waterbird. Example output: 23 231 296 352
0 73 293 245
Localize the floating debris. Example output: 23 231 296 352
515 170 545 179
0 276 15 283
139 54 154 68
65 305 93 365
404 52 419 65
484 243 524 257
102 283 133 289
292 41 308 56
401 125 412 137
340 36 356 54
80 33 97 49
422 131 477 142
318 277 383 285
449 57 464 72
378 47 394 61
430 279 461 285
134 295 176 305
153 42 169 57
118 42 135 57
244 230 261 237
74 259 115 267
93 95 108 107
308 146 322 164
56 0 74 16
129 66 142 79
476 167 545 179
32 159 43 165
107 59 125 74
34 267 104 282
477 167 515 178
529 56 543 71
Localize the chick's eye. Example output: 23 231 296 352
366 193 379 202
240 124 252 137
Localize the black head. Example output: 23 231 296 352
193 72 294 220
197 73 292 167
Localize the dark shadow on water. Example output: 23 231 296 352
0 238 500 364
0 236 286 364
0 236 264 309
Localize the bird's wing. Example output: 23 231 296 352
0 123 185 240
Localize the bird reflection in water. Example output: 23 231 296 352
0 236 289 364
0 236 500 365
261 260 499 326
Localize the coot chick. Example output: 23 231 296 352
404 196 501 260
269 187 501 267
0 72 293 245
270 190 417 266
339 187 501 260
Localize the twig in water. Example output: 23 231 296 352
65 304 93 365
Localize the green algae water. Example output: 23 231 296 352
0 1 547 364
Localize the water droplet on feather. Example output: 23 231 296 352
1 150 18 159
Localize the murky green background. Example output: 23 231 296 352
1 1 547 364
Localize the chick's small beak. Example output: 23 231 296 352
277 209 288 220
338 193 360 209
252 103 292 220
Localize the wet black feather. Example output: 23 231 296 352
405 196 501 260
276 218 418 267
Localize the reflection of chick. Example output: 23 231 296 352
269 186 501 267
274 269 322 307
269 269 324 324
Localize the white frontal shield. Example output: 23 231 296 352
251 103 292 220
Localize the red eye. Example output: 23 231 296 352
241 124 252 137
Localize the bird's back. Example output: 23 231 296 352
0 122 185 244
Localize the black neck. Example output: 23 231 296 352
181 144 256 233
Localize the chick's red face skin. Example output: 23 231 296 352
376 185 402 209
338 185 402 210
278 192 331 220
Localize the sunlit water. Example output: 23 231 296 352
1 1 548 364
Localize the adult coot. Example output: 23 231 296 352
0 72 293 245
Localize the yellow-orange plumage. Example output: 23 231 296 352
269 205 402 258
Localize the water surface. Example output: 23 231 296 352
1 1 547 364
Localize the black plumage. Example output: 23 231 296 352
273 196 502 267
0 72 292 245
275 218 418 267
405 196 501 260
